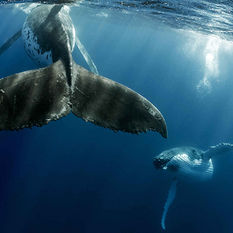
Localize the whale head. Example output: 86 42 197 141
153 152 173 170
153 147 182 171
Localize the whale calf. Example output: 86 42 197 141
0 5 167 137
153 142 233 230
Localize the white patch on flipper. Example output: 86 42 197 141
167 153 213 180
72 26 76 50
22 21 53 67
75 32 99 74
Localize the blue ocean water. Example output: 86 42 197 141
0 1 233 232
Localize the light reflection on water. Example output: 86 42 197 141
182 30 233 93
1 0 233 41
1 2 233 94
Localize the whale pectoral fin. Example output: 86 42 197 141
204 142 233 159
161 178 177 230
0 60 70 130
75 32 99 74
71 63 167 138
0 29 22 56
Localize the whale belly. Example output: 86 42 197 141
166 153 213 181
22 5 75 67
22 21 53 66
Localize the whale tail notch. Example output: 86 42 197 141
0 59 167 137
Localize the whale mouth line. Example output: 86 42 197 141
153 157 169 169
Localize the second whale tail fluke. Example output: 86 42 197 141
0 59 167 137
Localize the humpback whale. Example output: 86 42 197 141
153 142 233 230
0 5 167 137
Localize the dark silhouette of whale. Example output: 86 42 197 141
0 5 167 137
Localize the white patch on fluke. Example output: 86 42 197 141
22 21 53 67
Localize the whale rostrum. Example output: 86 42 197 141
0 5 167 137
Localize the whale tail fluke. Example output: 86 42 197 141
71 63 167 137
0 59 167 137
0 60 71 130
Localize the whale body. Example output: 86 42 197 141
0 5 167 137
154 146 214 180
153 142 233 230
